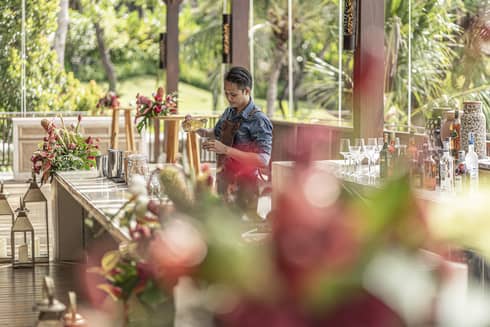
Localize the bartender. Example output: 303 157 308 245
198 66 273 214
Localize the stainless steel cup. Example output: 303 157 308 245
107 149 123 179
101 154 108 177
95 155 104 177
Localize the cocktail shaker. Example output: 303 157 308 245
107 149 123 180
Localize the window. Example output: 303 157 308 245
384 0 490 134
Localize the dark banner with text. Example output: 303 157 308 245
159 32 167 69
222 14 232 64
343 0 357 51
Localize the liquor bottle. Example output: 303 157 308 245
182 117 207 132
465 133 479 179
379 133 389 179
388 132 396 176
407 132 418 161
410 150 423 188
451 110 461 159
422 143 437 190
439 141 454 192
454 150 466 192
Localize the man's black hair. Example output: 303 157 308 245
225 66 253 90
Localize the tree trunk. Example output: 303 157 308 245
94 22 117 92
266 47 287 117
53 0 69 67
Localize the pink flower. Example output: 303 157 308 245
68 143 76 150
154 104 162 114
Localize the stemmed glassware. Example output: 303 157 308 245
364 138 378 175
349 138 365 177
339 138 351 175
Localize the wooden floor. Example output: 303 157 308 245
0 262 86 326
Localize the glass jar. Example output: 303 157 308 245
461 101 486 158
126 154 149 185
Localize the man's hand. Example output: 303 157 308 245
202 139 228 154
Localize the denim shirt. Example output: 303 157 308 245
214 99 273 166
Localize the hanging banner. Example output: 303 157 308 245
343 0 357 51
222 14 232 63
159 32 167 69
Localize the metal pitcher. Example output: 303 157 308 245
107 149 123 179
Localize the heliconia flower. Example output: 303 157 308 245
154 104 162 114
85 136 93 144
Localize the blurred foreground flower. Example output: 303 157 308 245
86 154 490 326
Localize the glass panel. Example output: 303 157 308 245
385 0 490 135
251 0 351 126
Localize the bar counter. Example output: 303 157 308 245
53 171 131 262
272 160 490 209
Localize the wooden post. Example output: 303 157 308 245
353 0 384 138
231 0 250 69
110 108 119 149
163 0 182 163
166 120 179 163
124 109 135 153
186 131 200 177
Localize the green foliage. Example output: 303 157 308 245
0 0 104 112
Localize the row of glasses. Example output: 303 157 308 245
339 138 384 177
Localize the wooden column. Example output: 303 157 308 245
231 0 250 69
163 0 182 163
165 0 181 94
110 108 119 149
353 0 384 138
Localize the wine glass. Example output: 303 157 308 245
350 138 364 176
339 138 351 175
365 138 378 175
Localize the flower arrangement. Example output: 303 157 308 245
96 91 120 113
31 115 101 184
85 144 489 326
135 87 178 133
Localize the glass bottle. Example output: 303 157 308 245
439 141 454 192
423 143 436 191
454 150 466 192
379 133 389 180
465 133 479 179
451 109 461 159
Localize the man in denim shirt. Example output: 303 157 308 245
199 67 273 213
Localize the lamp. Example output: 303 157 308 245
11 197 35 268
0 181 14 260
23 171 49 262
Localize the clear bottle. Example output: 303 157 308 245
465 133 479 179
439 141 454 192
423 143 436 191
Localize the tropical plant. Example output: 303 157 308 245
31 115 100 183
0 0 101 113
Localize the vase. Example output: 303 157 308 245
461 101 487 158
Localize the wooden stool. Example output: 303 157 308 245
158 116 202 177
110 107 136 152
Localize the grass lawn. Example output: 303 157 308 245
99 75 347 125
